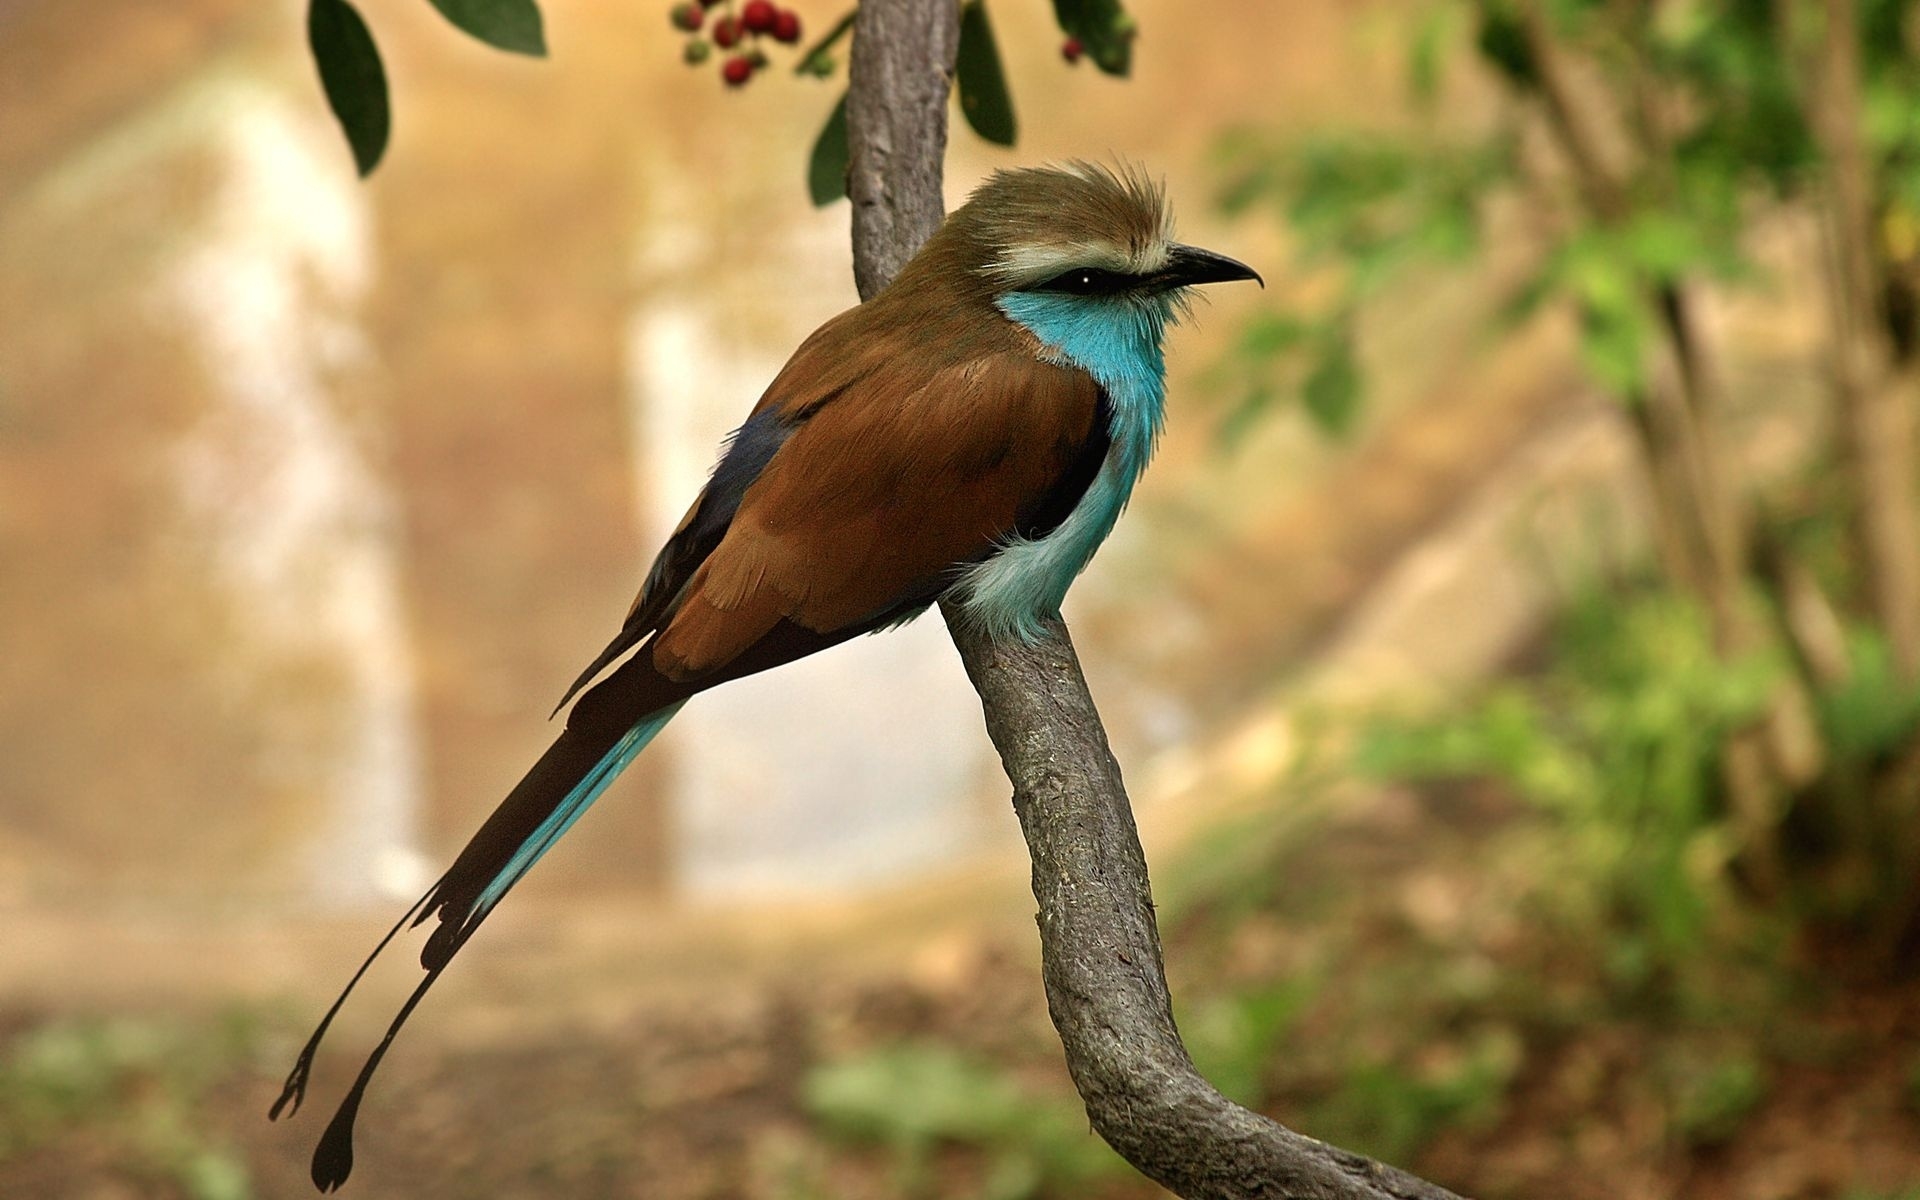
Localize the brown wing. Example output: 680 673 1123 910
650 338 1106 680
552 305 886 710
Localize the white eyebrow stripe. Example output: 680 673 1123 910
1129 241 1171 275
985 239 1172 287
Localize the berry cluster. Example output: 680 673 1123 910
672 0 816 87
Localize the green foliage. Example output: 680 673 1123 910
1814 627 1920 762
1213 128 1507 439
803 1043 1124 1199
1512 215 1743 397
0 1012 265 1199
1210 0 1825 442
299 0 1146 193
1504 212 1746 396
307 0 389 177
1220 132 1502 283
809 92 852 207
1662 1043 1767 1146
305 0 545 176
427 0 547 56
1650 0 1812 200
1178 976 1319 1106
1404 5 1460 105
957 2 1017 147
1357 590 1778 981
1307 1025 1521 1165
1299 322 1362 436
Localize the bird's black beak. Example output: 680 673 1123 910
1155 244 1264 291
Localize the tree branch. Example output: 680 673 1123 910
841 3 1468 1196
844 0 959 298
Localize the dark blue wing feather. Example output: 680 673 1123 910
552 407 802 713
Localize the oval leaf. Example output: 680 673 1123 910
427 0 546 56
808 92 850 207
957 1 1016 146
308 0 390 177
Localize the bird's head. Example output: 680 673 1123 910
898 161 1261 379
965 160 1261 299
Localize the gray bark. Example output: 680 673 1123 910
844 0 960 299
841 2 1469 1196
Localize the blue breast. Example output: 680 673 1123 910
952 291 1174 641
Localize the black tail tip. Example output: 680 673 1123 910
269 1058 314 1121
312 1120 357 1191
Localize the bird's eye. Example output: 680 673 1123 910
1038 267 1130 295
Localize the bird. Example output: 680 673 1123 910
269 160 1260 1190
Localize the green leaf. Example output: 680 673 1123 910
426 0 546 56
308 0 390 177
808 92 850 207
957 1 1017 146
1052 0 1134 77
1302 330 1361 436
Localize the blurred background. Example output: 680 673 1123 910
5 0 1920 1196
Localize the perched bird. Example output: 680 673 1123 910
270 160 1260 1190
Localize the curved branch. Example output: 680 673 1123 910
841 4 1468 1196
942 620 1466 1200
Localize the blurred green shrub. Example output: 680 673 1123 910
1179 976 1320 1107
1213 0 1920 951
802 1043 1124 1200
1661 1041 1767 1147
1306 1025 1521 1166
1356 590 1777 986
0 1012 262 1200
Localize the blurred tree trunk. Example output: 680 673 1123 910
1519 0 1818 884
1812 0 1920 682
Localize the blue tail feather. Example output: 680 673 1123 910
473 701 685 916
275 700 687 1191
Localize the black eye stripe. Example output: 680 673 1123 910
1035 266 1135 295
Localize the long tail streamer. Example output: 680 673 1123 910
271 702 685 1192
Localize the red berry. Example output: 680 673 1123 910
669 2 703 32
772 8 801 43
1061 36 1084 63
722 54 754 86
742 0 777 34
712 14 741 47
